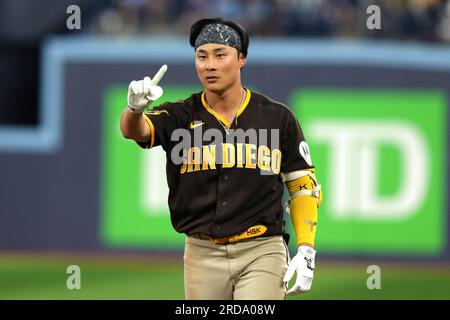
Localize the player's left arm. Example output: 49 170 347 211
283 168 322 248
280 109 323 295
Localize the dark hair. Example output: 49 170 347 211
189 17 249 57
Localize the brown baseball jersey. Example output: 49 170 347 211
137 88 314 238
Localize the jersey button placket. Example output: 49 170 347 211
215 168 230 232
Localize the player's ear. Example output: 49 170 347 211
238 51 246 69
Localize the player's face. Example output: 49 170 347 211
195 43 246 93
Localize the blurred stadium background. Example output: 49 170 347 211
1 0 450 300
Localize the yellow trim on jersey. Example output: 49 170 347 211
201 92 230 127
236 88 251 118
200 88 251 129
143 113 155 148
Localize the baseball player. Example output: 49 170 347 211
120 17 322 300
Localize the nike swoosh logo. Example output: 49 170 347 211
190 121 205 129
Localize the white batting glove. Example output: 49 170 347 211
127 64 168 113
283 245 316 295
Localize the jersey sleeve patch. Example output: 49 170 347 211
299 141 313 166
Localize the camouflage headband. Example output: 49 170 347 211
195 23 242 52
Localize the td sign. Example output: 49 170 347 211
311 121 428 219
291 89 446 256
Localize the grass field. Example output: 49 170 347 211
1 253 449 300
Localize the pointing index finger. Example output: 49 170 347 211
151 64 168 85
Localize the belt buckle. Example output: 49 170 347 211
212 237 230 245
195 234 210 241
197 234 227 244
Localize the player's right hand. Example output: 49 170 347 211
127 64 168 113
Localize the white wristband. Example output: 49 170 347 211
127 105 146 114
